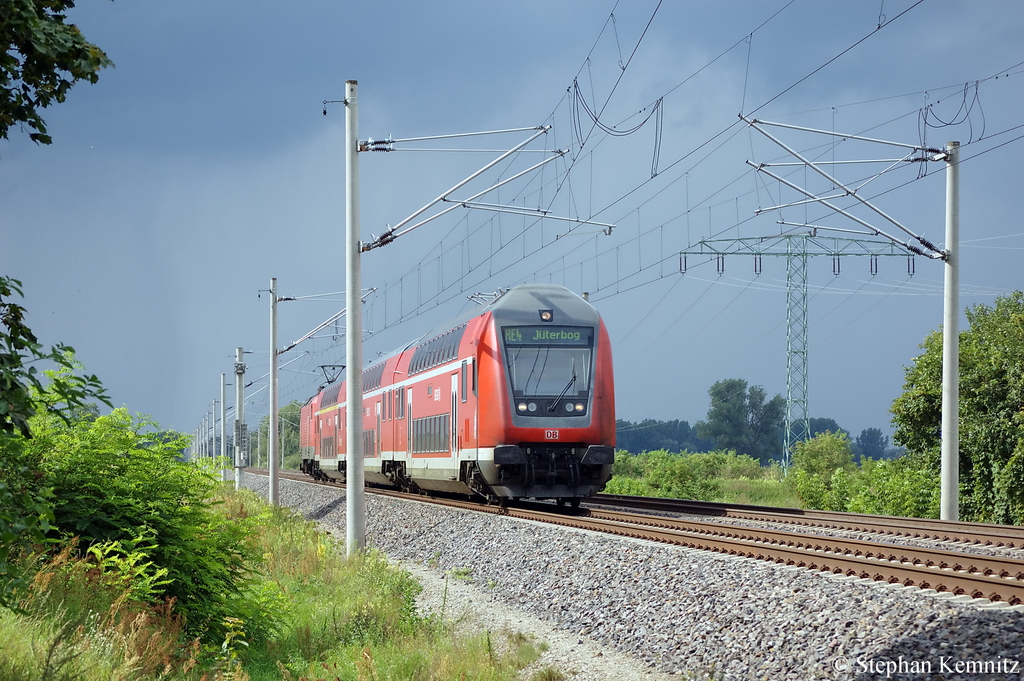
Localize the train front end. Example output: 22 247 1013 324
476 284 615 502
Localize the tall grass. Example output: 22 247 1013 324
0 486 542 680
2 542 200 680
717 477 800 507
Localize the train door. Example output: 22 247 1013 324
383 390 391 460
375 399 381 458
406 388 413 455
339 407 346 457
316 414 323 460
450 373 458 454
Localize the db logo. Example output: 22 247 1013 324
545 430 560 440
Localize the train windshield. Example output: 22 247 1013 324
502 326 593 397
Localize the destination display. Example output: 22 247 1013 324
503 326 592 346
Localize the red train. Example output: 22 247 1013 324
299 284 615 505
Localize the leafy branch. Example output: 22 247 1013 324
1 0 113 145
1 276 110 438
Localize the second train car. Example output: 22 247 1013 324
299 283 615 503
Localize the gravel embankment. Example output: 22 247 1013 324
244 476 1024 680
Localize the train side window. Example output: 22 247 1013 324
472 360 478 397
461 361 467 403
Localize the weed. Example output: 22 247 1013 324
448 566 473 580
532 667 567 681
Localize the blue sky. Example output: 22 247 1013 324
3 0 1023 444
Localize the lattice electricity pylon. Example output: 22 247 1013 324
679 234 915 466
785 237 809 462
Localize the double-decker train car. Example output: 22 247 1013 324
298 283 615 504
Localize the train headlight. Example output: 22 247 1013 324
539 309 553 322
518 402 528 412
528 402 537 412
575 403 584 412
565 403 573 412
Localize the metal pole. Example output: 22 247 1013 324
211 402 217 464
270 278 280 506
345 79 365 554
940 141 960 521
234 348 245 491
220 375 228 481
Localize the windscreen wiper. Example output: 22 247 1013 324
547 359 577 412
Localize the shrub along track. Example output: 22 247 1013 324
256 469 1024 606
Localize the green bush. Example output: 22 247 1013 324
0 434 54 609
789 432 863 511
607 449 720 500
23 407 260 641
848 452 940 518
684 450 763 481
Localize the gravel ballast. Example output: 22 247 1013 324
244 475 1024 680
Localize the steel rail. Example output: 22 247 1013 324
590 493 1024 547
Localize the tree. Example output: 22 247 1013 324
615 418 714 454
256 399 303 469
891 291 1024 524
855 427 890 460
809 417 849 439
695 378 786 464
2 0 112 145
1 277 109 437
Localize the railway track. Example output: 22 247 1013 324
590 493 1024 549
250 468 1024 606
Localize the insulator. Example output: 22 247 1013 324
918 236 940 253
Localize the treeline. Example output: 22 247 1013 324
616 416 897 464
615 419 714 455
616 377 897 466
